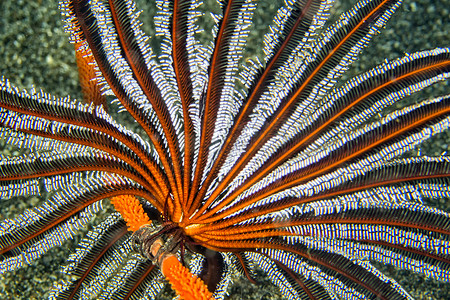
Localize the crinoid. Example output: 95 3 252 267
1 0 449 299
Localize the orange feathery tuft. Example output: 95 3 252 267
74 41 107 108
161 255 213 300
110 195 150 231
111 196 213 299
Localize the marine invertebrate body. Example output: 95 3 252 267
0 0 449 299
